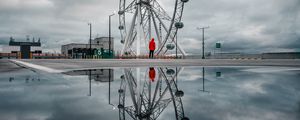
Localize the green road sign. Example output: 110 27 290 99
92 48 114 58
97 49 101 55
93 49 102 56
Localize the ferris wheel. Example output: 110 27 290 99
118 0 189 57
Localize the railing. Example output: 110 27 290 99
32 53 69 59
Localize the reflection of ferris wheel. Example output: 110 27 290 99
118 67 189 120
118 0 189 56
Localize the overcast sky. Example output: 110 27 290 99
0 0 299 54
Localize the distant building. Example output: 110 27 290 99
61 37 114 59
93 37 114 50
0 37 42 59
0 37 67 59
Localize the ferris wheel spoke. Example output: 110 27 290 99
150 7 170 54
151 0 172 21
124 0 137 13
149 7 169 32
142 22 151 44
150 10 163 48
148 3 173 55
141 8 151 42
156 1 187 56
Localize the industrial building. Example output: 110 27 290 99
61 37 114 59
0 37 67 59
0 37 42 59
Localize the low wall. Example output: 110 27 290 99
262 52 300 59
185 52 300 59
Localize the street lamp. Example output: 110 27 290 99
197 26 209 59
88 23 92 59
109 12 116 57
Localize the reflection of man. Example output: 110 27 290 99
149 67 156 82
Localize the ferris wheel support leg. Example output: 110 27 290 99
136 0 142 56
121 10 138 56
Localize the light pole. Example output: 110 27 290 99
88 70 92 96
176 34 178 59
108 69 116 110
109 13 115 57
88 23 92 59
197 26 209 59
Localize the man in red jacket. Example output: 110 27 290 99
149 38 156 58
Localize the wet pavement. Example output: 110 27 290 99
0 60 300 120
12 59 300 71
0 60 26 73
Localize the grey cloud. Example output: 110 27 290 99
0 0 299 53
180 0 300 54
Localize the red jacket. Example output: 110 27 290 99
149 38 156 51
149 68 156 82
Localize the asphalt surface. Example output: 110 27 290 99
0 59 26 73
6 59 300 71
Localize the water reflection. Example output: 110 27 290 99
63 69 114 82
117 67 189 120
75 67 230 120
8 76 40 83
199 67 209 93
64 67 189 120
63 69 114 96
2 66 300 120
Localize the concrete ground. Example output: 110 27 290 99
0 59 26 73
3 59 299 72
